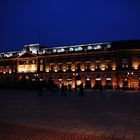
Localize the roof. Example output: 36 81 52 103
111 40 140 50
0 40 140 59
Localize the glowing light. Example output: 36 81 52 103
46 69 49 72
86 76 90 81
87 46 92 50
72 69 75 72
58 48 65 53
127 72 133 75
53 49 57 53
4 53 13 58
94 45 101 50
106 78 111 81
106 44 111 48
9 69 12 74
112 67 116 70
75 47 83 51
32 49 37 54
91 68 95 71
101 67 105 71
69 48 74 51
26 76 29 79
18 64 37 73
76 80 81 86
132 62 139 70
134 66 138 70
96 78 101 81
58 78 63 81
81 68 85 71
26 44 39 47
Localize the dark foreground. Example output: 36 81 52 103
0 89 140 140
0 122 121 140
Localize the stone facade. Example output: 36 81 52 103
0 40 140 90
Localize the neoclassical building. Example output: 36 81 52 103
0 40 140 90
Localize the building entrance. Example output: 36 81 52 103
106 77 113 89
123 79 128 89
85 75 91 89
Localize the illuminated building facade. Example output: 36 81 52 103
0 40 140 90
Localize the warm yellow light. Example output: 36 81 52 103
81 68 85 71
112 67 116 70
72 69 75 72
101 67 105 71
132 62 139 70
18 64 37 73
134 66 138 70
100 64 106 71
76 80 81 86
91 68 95 71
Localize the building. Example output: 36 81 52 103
0 40 140 90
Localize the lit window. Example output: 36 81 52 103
40 59 43 64
94 45 101 50
87 46 92 50
32 60 35 64
86 75 90 81
40 65 43 71
106 44 111 49
75 47 83 51
57 48 65 53
53 49 57 53
69 48 74 51
96 78 101 81
67 63 71 71
122 59 128 68
91 68 95 71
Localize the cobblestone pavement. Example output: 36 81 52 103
0 89 140 140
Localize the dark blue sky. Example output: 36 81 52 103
0 0 140 51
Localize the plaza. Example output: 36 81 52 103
0 89 140 140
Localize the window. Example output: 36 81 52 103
19 61 26 65
50 65 54 72
40 59 43 64
67 63 71 71
58 64 62 71
106 62 112 70
96 63 100 70
76 63 81 71
40 65 43 71
32 60 35 64
86 63 91 70
122 59 128 68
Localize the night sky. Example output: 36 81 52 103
0 0 140 52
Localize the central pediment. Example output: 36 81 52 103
17 51 37 59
